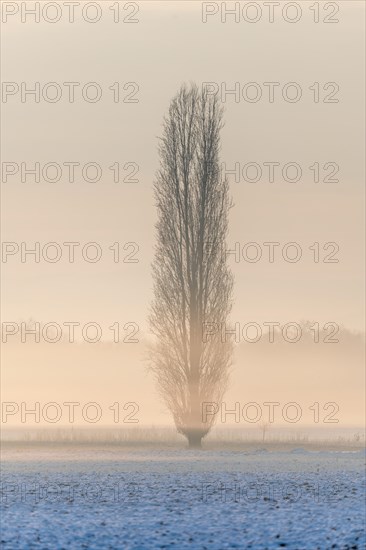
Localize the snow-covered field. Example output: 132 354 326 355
1 445 365 549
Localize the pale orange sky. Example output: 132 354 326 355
1 1 365 426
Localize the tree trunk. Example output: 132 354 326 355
187 430 202 449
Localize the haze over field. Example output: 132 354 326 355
1 325 365 427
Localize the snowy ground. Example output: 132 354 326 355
1 445 365 549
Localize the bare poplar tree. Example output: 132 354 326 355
149 83 233 448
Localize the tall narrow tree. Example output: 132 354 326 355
149 83 233 448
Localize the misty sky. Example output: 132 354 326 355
1 1 365 426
